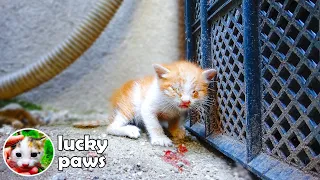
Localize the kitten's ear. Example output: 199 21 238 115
202 69 217 83
40 137 47 145
153 64 170 79
32 136 47 145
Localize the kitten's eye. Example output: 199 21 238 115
192 90 199 97
31 153 38 157
171 86 177 92
16 153 21 157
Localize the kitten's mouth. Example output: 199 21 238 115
18 166 32 171
18 163 32 170
179 104 190 109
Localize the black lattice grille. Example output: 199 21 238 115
211 5 247 142
261 0 320 176
190 31 204 126
193 30 220 135
195 31 202 65
208 0 218 7
185 0 319 178
194 0 201 21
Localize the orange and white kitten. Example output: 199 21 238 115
107 61 217 146
9 137 46 171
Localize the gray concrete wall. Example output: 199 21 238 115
0 0 184 113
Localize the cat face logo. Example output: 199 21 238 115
3 128 54 176
10 137 46 170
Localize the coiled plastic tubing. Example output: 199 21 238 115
0 0 123 99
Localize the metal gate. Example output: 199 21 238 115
184 0 319 179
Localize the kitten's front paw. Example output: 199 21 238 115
126 125 141 139
171 128 186 140
151 136 173 147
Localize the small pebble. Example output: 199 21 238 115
142 168 148 172
88 167 94 172
123 165 130 172
177 162 184 167
51 173 67 180
0 163 7 172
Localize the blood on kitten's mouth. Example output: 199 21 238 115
179 104 189 109
18 166 32 171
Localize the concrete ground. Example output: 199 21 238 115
0 114 256 180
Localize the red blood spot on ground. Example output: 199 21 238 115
87 151 97 157
178 144 188 154
162 144 190 172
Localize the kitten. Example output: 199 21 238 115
8 136 46 171
107 61 217 146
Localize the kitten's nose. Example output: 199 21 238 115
180 95 191 108
181 95 191 106
22 163 29 168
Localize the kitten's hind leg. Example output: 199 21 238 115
107 112 140 139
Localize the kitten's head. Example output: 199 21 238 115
153 61 217 110
10 136 46 169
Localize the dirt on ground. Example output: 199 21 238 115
0 112 256 180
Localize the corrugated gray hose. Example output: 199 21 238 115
0 0 123 99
